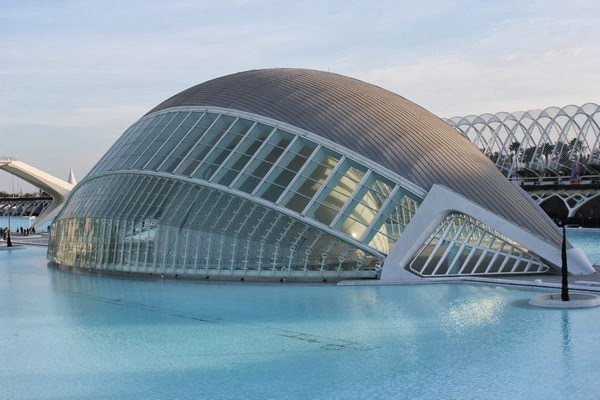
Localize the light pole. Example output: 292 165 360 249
6 206 13 247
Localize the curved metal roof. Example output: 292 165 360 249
147 68 563 247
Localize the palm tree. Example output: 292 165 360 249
508 141 521 176
541 142 555 164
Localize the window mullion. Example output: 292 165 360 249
274 144 321 205
360 184 401 242
229 126 278 187
190 117 239 177
208 121 258 182
155 112 205 171
251 135 300 196
141 112 190 170
301 156 347 215
330 169 372 228
126 113 171 169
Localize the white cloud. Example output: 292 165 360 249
352 9 600 117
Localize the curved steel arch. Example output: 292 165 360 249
445 103 600 180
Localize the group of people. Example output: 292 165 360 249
19 226 36 236
1 226 36 241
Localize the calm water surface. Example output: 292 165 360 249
566 228 600 265
1 243 600 399
0 216 37 232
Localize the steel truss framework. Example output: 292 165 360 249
445 103 600 180
0 198 52 217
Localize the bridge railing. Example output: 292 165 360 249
510 174 600 186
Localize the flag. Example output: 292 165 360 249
570 162 580 183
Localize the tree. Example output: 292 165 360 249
522 146 537 164
568 137 586 158
553 140 571 173
541 143 555 164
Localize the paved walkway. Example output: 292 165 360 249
470 265 600 293
0 233 50 248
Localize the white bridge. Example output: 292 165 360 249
520 182 600 227
0 158 75 227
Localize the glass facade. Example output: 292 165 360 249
408 213 548 277
49 108 425 281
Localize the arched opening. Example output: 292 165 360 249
539 196 568 225
571 196 600 228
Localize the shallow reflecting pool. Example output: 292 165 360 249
1 246 599 399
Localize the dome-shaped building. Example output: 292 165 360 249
47 69 593 282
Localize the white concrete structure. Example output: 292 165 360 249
0 158 74 227
381 185 594 282
45 69 594 282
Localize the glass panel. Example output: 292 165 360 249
255 138 317 203
112 113 172 170
334 173 394 233
281 148 340 213
233 131 294 193
213 123 273 186
236 175 263 194
305 161 366 224
166 112 188 127
96 118 152 173
157 112 211 173
174 114 236 177
340 216 369 240
227 118 255 137
192 118 251 180
146 114 197 170
128 113 178 170
368 230 395 254
379 205 407 241
155 113 209 172
194 112 220 130
361 187 423 252
180 112 202 127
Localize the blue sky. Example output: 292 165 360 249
1 0 599 192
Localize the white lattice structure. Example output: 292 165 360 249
0 198 52 217
445 103 600 180
408 214 548 277
529 187 600 219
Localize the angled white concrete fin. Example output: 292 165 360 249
0 158 74 200
381 184 594 282
0 158 75 226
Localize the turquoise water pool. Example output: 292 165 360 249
1 246 600 399
567 228 600 265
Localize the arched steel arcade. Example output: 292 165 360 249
446 103 600 227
